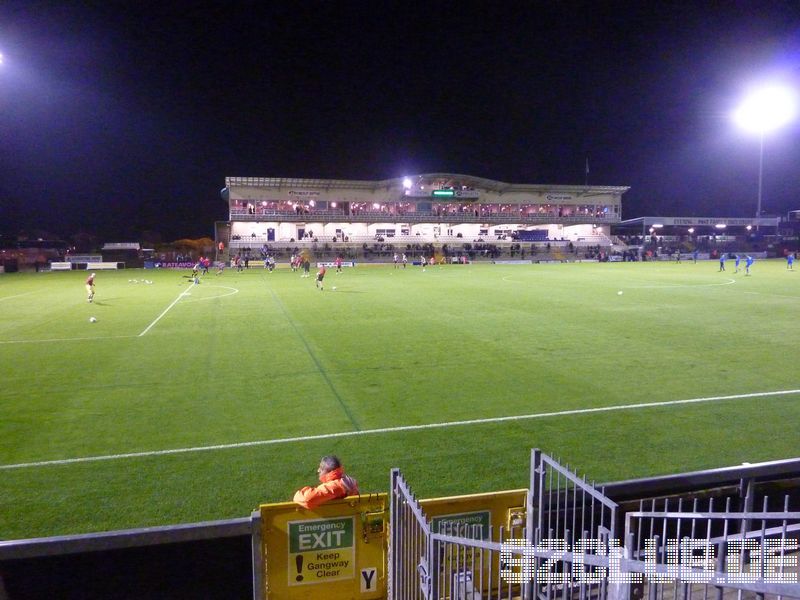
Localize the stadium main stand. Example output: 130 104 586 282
215 173 629 264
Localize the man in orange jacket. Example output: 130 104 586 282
293 455 359 509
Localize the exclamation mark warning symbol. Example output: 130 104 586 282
295 555 304 581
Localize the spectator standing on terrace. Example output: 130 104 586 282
85 272 96 303
293 455 359 509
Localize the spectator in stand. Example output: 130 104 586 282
293 455 358 509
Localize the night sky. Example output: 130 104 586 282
2 1 800 242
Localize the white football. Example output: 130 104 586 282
617 291 623 295
332 286 337 290
89 317 97 323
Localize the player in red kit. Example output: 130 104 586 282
315 265 327 291
335 255 343 273
86 273 96 303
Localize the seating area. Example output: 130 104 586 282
222 234 625 264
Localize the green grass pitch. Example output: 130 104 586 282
1 260 799 539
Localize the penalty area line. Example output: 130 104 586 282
2 388 799 470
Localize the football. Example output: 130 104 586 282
332 286 337 290
89 317 97 323
617 291 623 296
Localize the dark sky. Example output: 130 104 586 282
2 1 800 241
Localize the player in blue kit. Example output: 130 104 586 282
787 253 794 270
745 255 754 276
734 254 741 273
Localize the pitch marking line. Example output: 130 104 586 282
2 388 798 471
0 335 137 345
180 285 239 303
138 284 194 336
0 292 37 302
744 291 800 300
627 278 736 289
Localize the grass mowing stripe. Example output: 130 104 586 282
265 282 362 431
2 387 797 471
138 282 194 336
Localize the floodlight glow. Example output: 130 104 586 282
402 177 412 189
746 225 752 230
734 86 797 133
652 223 663 228
715 223 726 229
688 228 695 234
0 53 4 65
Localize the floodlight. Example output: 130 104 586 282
734 84 797 223
715 223 726 229
734 86 797 134
402 177 412 189
688 228 695 234
652 223 663 228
